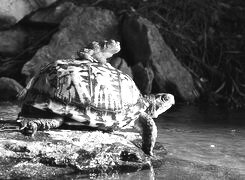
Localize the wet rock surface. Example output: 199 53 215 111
0 130 165 179
22 6 119 81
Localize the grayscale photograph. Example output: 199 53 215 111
0 0 244 179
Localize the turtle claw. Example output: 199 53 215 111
20 120 38 136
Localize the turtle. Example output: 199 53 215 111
77 39 121 64
17 42 175 156
17 59 174 155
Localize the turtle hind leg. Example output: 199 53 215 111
18 117 64 136
134 112 157 156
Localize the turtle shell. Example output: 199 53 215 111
22 59 146 128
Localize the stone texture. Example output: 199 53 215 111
0 27 27 56
0 0 57 29
22 6 119 82
110 57 133 77
132 63 154 95
0 77 23 101
122 14 197 101
28 2 76 24
0 130 165 179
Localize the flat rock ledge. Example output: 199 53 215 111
0 130 166 179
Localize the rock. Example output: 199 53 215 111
0 161 74 179
0 27 27 56
28 2 76 24
110 57 133 77
0 77 23 101
0 24 57 82
22 6 119 82
0 130 165 179
122 14 196 101
0 0 58 29
0 58 26 83
132 63 154 95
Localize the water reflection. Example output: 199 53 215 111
108 167 155 180
64 167 156 180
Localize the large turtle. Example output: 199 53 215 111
17 41 174 156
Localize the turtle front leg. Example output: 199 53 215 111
134 112 157 156
17 117 64 136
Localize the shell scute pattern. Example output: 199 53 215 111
23 59 143 128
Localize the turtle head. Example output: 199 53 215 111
88 40 120 58
146 93 175 118
78 40 121 64
98 39 121 58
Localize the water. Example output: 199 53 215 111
0 102 245 179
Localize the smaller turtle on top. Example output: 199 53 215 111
78 39 120 64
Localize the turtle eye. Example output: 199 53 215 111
161 95 169 102
161 94 175 105
155 93 165 101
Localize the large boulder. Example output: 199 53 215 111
0 77 23 101
22 6 119 82
28 2 76 24
122 14 197 101
132 63 154 95
0 27 27 56
0 0 57 29
0 130 165 179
